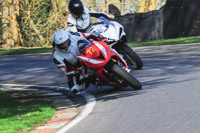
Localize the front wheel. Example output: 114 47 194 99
110 63 142 90
118 45 143 69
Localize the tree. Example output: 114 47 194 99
138 0 166 13
1 0 23 49
0 0 167 49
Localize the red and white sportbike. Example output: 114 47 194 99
77 39 142 90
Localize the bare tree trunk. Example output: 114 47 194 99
10 0 24 47
149 0 156 10
138 0 160 12
2 0 14 49
2 0 23 49
102 0 107 13
138 0 147 13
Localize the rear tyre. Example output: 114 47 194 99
110 63 142 90
118 45 143 69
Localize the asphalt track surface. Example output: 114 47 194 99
1 43 200 133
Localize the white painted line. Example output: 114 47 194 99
0 88 37 91
0 83 68 90
43 93 63 96
56 91 96 133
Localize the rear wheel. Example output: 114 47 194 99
118 45 143 69
110 63 142 90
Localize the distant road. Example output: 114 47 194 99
1 43 200 133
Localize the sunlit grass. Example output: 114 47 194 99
0 90 55 132
0 48 53 56
129 36 200 47
0 36 200 56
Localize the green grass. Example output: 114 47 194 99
0 36 200 56
0 90 55 132
129 36 200 47
0 48 53 56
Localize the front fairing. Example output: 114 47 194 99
87 18 120 41
101 25 119 41
77 40 111 70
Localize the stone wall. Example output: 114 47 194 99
163 0 200 39
114 10 163 42
114 0 200 42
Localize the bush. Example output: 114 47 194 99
19 0 68 47
0 0 68 48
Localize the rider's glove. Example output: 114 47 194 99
79 43 89 53
78 39 92 53
90 32 108 43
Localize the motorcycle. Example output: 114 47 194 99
76 39 142 92
85 17 143 70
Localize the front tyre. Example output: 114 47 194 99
110 64 142 90
118 45 143 69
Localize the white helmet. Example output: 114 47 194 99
53 30 71 51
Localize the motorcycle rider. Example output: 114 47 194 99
67 0 112 33
52 29 107 94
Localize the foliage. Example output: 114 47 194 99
19 0 68 47
0 0 68 48
0 90 55 132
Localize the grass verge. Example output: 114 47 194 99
0 36 200 56
0 90 55 132
129 36 200 47
0 48 53 56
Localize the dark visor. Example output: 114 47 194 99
57 39 71 50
